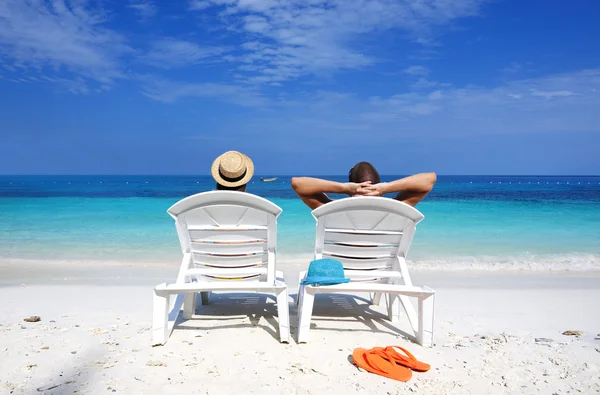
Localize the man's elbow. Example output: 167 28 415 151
424 172 437 192
291 177 302 193
428 172 437 185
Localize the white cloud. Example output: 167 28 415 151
0 0 491 90
128 0 157 20
531 90 575 99
242 15 270 33
189 0 234 9
501 62 521 74
402 65 452 90
429 90 443 100
410 77 451 90
139 75 269 107
140 69 599 160
142 39 231 69
404 65 429 76
1 72 112 94
0 0 130 85
229 69 600 142
189 0 211 10
189 0 489 83
365 70 600 135
142 67 600 136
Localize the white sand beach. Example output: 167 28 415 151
1 258 599 394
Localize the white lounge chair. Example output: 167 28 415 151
152 191 290 345
297 197 435 347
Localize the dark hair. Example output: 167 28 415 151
216 183 247 192
348 162 380 184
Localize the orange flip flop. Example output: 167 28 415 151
352 348 412 382
373 346 430 372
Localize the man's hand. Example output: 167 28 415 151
356 182 389 197
343 181 372 195
291 177 371 210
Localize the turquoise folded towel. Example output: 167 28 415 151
300 258 350 286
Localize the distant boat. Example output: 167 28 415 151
260 177 278 182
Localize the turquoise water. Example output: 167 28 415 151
1 176 599 269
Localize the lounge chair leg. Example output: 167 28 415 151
296 271 306 306
372 292 383 306
297 289 315 343
387 293 399 322
152 288 170 346
417 293 435 347
201 291 211 305
297 284 305 308
182 292 196 320
399 295 419 333
276 288 290 343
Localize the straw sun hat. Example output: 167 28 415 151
211 151 254 187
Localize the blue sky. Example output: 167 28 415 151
0 0 599 175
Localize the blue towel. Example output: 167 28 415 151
301 258 350 286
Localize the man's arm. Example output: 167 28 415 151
290 177 369 210
360 172 437 207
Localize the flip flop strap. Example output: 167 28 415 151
385 346 416 362
364 349 397 374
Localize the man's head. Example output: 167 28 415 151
211 150 254 191
348 162 380 185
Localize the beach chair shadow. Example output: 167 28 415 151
292 293 414 341
175 292 283 341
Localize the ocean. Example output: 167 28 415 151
1 175 599 270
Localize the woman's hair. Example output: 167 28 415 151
216 183 247 191
348 162 380 184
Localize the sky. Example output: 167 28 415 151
0 0 599 175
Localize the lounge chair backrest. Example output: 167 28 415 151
312 197 424 271
167 191 282 281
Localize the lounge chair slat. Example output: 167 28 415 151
325 228 403 235
187 225 268 231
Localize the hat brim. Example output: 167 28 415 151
211 153 255 187
300 277 350 286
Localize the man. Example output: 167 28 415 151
211 150 254 191
291 161 436 210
